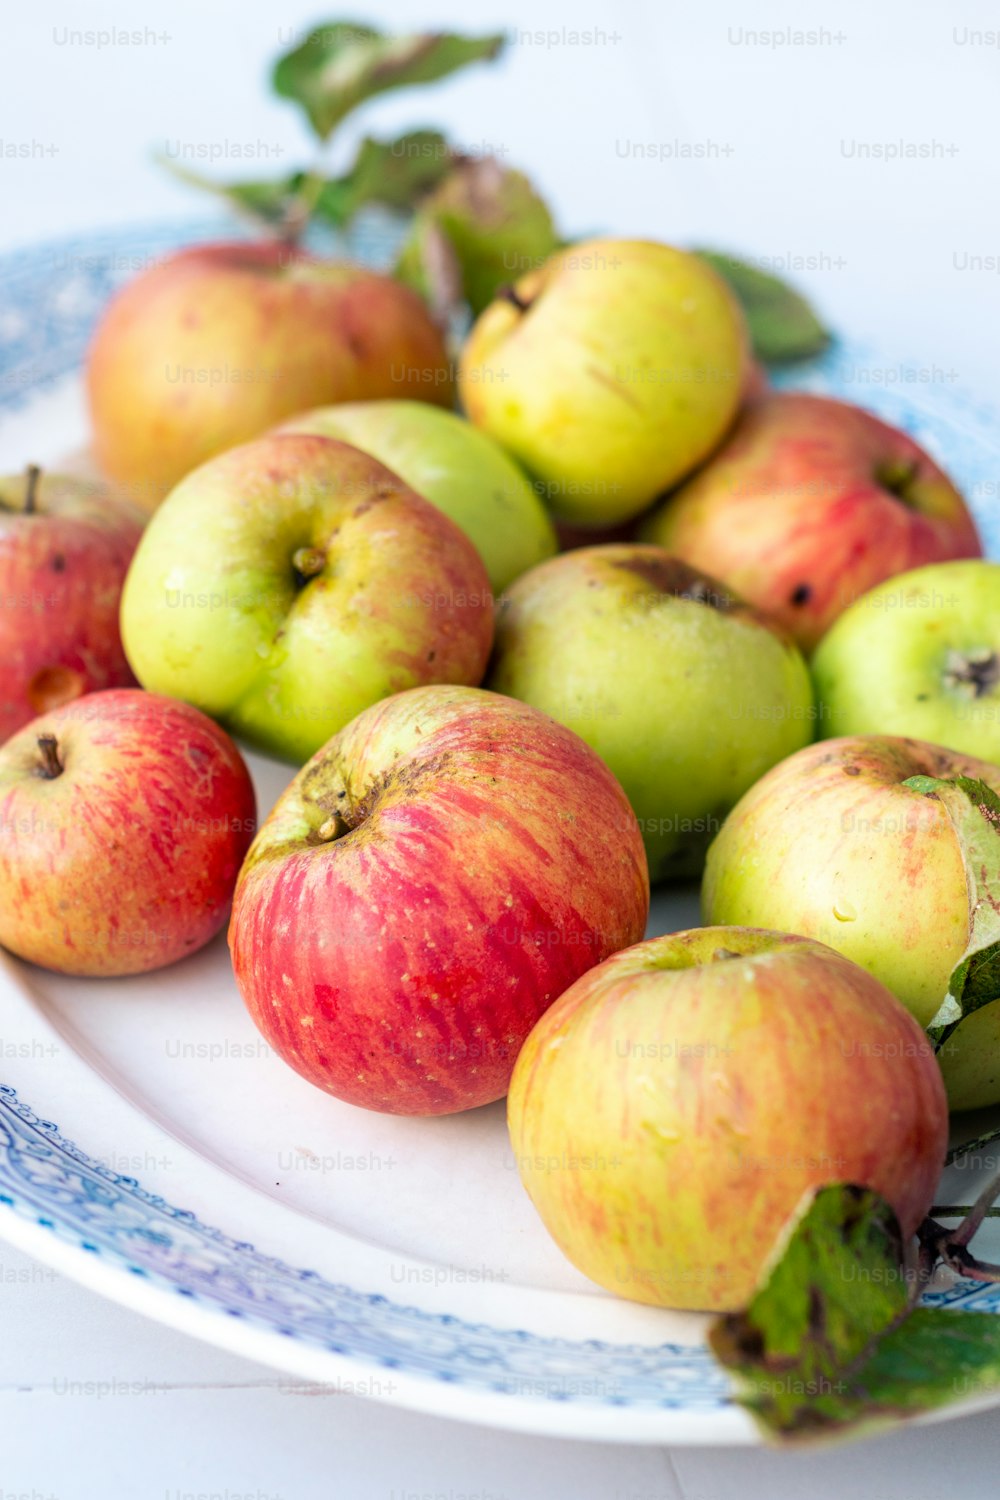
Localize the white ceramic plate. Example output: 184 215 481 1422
1 219 1000 1445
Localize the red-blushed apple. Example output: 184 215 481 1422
702 735 1000 1028
0 467 144 742
641 393 982 651
229 685 650 1115
120 434 495 764
0 690 256 976
87 241 455 506
507 927 948 1311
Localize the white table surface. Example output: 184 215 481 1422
3 0 1000 1493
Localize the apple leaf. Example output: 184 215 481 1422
273 22 505 143
694 250 831 364
396 158 560 317
157 131 456 238
902 776 1000 1041
311 130 454 227
710 1183 1000 1443
156 155 307 230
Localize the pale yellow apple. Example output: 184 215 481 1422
458 238 748 527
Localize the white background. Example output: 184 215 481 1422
2 0 1000 1494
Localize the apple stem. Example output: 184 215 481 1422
497 283 532 314
315 811 349 843
914 1171 1000 1287
292 546 326 584
24 464 41 514
930 1206 1000 1220
946 1126 1000 1167
947 1169 1000 1248
36 733 62 780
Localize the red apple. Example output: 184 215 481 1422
87 241 454 507
229 685 650 1115
0 466 144 743
642 392 982 651
0 690 256 976
508 927 948 1311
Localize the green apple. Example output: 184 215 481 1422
487 545 815 880
508 927 947 1311
813 560 1000 759
702 734 1000 1028
120 433 494 763
459 238 748 528
275 400 556 592
937 1004 1000 1111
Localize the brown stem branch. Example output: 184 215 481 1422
36 734 62 779
24 464 41 514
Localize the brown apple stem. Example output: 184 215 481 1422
496 283 533 314
911 1171 1000 1287
947 1169 1000 1248
36 733 63 780
930 1207 1000 1220
292 546 326 583
946 1125 1000 1167
917 1216 1000 1285
24 464 42 514
315 812 350 843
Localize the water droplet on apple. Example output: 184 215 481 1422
832 900 858 922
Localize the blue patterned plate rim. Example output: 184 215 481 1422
0 219 999 1443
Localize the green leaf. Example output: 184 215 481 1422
694 250 831 364
273 22 505 142
312 130 454 228
396 158 560 316
902 776 1000 1039
710 1184 1000 1443
156 155 306 231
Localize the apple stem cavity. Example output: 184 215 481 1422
35 733 63 780
24 464 42 514
315 811 351 843
943 648 1000 699
497 283 533 315
875 457 920 507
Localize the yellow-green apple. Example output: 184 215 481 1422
507 926 947 1311
0 466 144 742
120 434 494 763
487 546 815 881
937 1004 1000 1111
0 690 255 976
641 393 981 652
87 241 454 508
458 238 748 528
274 399 556 592
813 560 1000 760
702 735 1000 1027
229 684 650 1116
